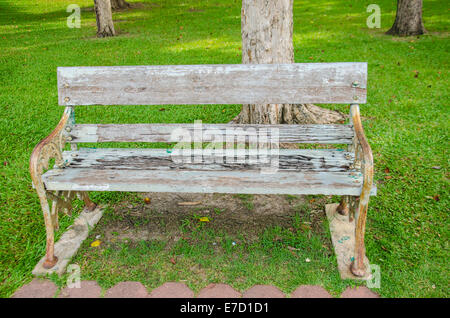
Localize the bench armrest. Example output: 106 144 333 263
29 107 73 191
350 104 374 205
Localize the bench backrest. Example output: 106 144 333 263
57 63 367 106
59 63 366 146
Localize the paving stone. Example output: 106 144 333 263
33 207 103 277
340 286 380 298
197 283 241 298
58 281 102 298
149 282 194 298
290 285 333 298
242 285 285 298
12 279 58 298
104 281 149 298
325 203 371 280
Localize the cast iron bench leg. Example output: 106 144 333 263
348 104 374 277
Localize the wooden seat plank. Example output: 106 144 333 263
42 168 376 196
62 148 355 172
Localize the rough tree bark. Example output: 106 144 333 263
234 0 344 125
386 0 426 36
94 0 115 37
110 0 130 10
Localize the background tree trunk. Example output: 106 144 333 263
234 0 344 125
110 0 130 10
94 0 115 37
386 0 426 36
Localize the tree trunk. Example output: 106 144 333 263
386 0 426 36
110 0 130 10
94 0 115 37
234 0 344 125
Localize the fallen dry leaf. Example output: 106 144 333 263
90 240 101 247
300 224 311 232
170 257 176 265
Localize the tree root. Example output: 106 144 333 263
232 103 346 125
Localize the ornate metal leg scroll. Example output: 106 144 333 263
337 196 350 216
79 192 97 212
47 191 76 216
337 196 358 222
50 191 62 231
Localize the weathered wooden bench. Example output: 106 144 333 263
30 63 375 277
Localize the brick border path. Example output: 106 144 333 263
12 279 379 298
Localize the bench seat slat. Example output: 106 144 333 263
58 63 367 105
42 168 376 196
62 148 355 172
69 124 355 144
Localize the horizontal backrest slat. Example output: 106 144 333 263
58 63 367 105
69 124 354 144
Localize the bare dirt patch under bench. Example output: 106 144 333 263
96 192 331 248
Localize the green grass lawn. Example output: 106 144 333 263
0 0 448 297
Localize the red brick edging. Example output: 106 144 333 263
12 279 380 298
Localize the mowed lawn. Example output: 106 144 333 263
0 0 448 298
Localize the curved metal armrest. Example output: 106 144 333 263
29 107 73 190
350 104 374 204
